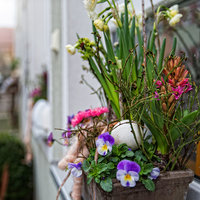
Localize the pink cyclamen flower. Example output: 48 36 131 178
71 107 109 127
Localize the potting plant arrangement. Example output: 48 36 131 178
48 0 200 200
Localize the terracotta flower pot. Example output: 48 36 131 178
82 170 194 200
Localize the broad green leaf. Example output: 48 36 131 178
82 160 90 172
100 177 112 192
142 163 153 175
107 162 115 169
142 179 155 191
158 38 166 72
126 151 134 157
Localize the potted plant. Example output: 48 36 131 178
48 0 200 199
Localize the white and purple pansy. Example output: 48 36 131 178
96 132 115 156
116 160 141 187
68 162 82 177
149 167 160 180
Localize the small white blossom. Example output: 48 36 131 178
83 0 97 12
169 14 183 26
168 5 179 17
65 44 76 55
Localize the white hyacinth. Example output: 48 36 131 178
65 44 76 55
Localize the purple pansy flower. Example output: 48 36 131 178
149 167 160 180
96 132 115 156
116 160 140 187
68 162 82 177
47 132 54 147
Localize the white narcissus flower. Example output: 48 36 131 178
168 4 179 17
83 0 97 12
169 14 183 26
94 19 104 31
65 44 76 55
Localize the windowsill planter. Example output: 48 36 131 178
82 170 194 200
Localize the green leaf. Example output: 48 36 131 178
121 154 127 158
170 37 177 56
98 157 105 163
130 16 135 49
95 177 100 183
158 38 166 72
98 164 108 174
111 157 119 162
107 162 115 169
87 176 93 184
82 160 90 172
135 151 148 162
126 151 134 157
142 163 153 175
100 177 112 192
142 179 155 191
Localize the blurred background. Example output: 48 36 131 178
0 0 199 200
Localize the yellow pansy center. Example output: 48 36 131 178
101 144 108 151
124 174 132 181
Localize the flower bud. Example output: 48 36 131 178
65 44 76 55
103 24 109 32
94 19 105 31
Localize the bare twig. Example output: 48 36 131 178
56 170 71 200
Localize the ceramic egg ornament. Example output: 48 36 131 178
111 120 143 150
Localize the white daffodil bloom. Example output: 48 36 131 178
83 0 97 12
65 44 76 55
169 13 183 26
168 4 179 17
94 19 104 31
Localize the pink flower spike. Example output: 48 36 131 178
178 78 189 87
184 84 192 93
155 80 163 88
154 91 160 101
161 77 165 84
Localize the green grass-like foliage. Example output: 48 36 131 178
0 133 33 200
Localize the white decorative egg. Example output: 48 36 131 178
111 120 143 150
